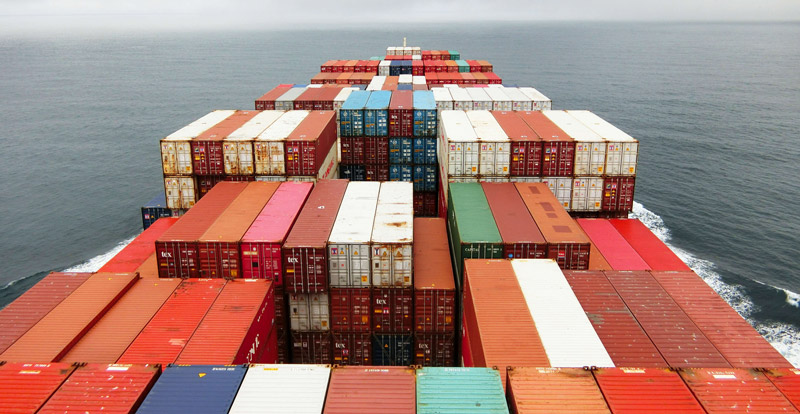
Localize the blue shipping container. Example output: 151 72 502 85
372 334 412 366
389 61 402 77
412 138 437 165
137 365 247 414
364 91 391 137
397 84 413 91
416 367 509 414
141 193 172 230
413 165 438 192
389 137 413 164
389 164 413 182
399 61 413 75
413 91 437 137
340 164 367 181
340 91 371 137
292 84 307 88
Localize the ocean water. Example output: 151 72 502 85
1 22 798 364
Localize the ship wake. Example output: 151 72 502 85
63 236 137 273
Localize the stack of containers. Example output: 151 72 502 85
412 90 439 216
223 110 285 177
254 85 291 110
363 91 391 180
339 91 371 180
481 182 547 259
519 87 553 110
283 111 339 181
274 86 308 111
491 111 542 179
389 91 414 187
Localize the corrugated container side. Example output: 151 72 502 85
330 288 371 332
592 368 706 413
507 367 610 414
291 331 333 364
255 86 291 109
491 111 542 177
440 110 479 177
371 182 414 287
99 217 179 273
289 292 330 331
576 219 650 270
192 111 261 176
253 110 310 176
467 110 510 177
588 242 612 270
416 367 509 413
372 334 413 366
609 219 691 271
141 193 172 230
602 177 635 212
764 369 800 410
0 273 137 363
481 182 547 259
389 90 414 137
224 111 285 175
284 111 338 176
331 332 372 366
372 287 414 333
328 182 381 288
413 218 456 333
275 87 309 111
161 110 235 175
324 366 416 413
447 183 503 282
679 368 797 413
0 363 76 414
364 91 391 136
413 90 438 137
571 176 604 212
414 333 456 367
517 111 574 177
568 110 639 176
137 365 246 414
230 364 331 414
544 110 606 176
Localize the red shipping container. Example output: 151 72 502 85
314 87 343 110
482 182 547 259
0 272 91 354
604 270 731 368
61 277 181 364
466 60 480 72
241 182 313 282
37 364 159 414
412 60 424 76
609 218 691 271
330 288 371 332
485 72 502 84
331 332 372 366
117 278 226 365
0 273 137 363
413 192 438 217
294 87 322 110
577 219 650 270
336 72 352 85
491 111 543 177
507 367 610 414
324 367 416 413
764 369 800 410
564 270 666 367
518 111 575 177
98 217 178 273
593 367 705 413
602 177 635 212
364 137 389 165
283 179 348 293
177 279 275 364
0 363 76 414
197 182 279 278
255 85 291 110
413 218 455 333
425 72 439 86
353 60 366 73
156 182 247 278
257 324 279 364
371 287 413 333
461 313 474 367
320 60 335 72
414 333 455 367
196 174 224 199
274 287 289 363
366 60 379 74
679 368 797 413
285 111 337 176
343 60 357 72
389 91 414 137
650 270 793 368
365 164 389 181
478 60 493 72
340 136 365 165
291 331 332 364
192 110 260 176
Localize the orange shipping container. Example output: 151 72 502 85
0 363 77 414
413 218 456 333
507 367 610 414
588 243 612 270
0 273 138 362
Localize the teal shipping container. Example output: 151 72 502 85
447 183 503 287
455 60 470 73
416 367 509 413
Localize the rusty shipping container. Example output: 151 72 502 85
371 182 414 288
330 288 371 332
372 287 414 333
679 368 797 413
413 218 456 333
414 333 456 367
482 182 547 259
764 369 800 410
192 110 260 176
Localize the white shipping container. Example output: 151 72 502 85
328 182 381 288
386 47 397 56
484 87 513 111
255 176 287 182
412 76 426 85
161 110 235 175
500 87 533 111
439 111 479 177
431 88 454 110
367 76 386 91
164 176 196 210
412 55 421 60
403 47 412 56
333 87 359 114
568 110 639 176
229 364 330 414
254 111 309 175
307 84 323 89
544 110 607 176
371 182 414 288
398 74 413 84
289 292 330 331
466 111 510 177
449 88 473 111
541 177 573 210
570 177 604 212
511 177 542 183
224 111 284 175
480 176 510 183
275 88 308 111
466 88 493 111
511 259 615 368
519 87 553 111
412 46 421 56
378 60 391 76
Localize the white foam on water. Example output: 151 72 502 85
62 236 136 273
631 201 800 368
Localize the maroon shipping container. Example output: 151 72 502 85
413 218 456 333
0 272 91 354
314 87 343 110
321 60 336 72
518 111 575 177
650 270 792 368
258 324 279 364
389 91 414 137
604 270 731 368
255 86 291 110
331 332 372 366
0 363 76 414
293 88 322 110
364 137 389 165
413 191 438 217
482 182 547 259
609 219 691 271
282 179 348 293
564 270 667 367
411 60 424 76
414 333 456 367
291 331 332 364
602 177 636 212
365 164 389 181
192 110 260 176
593 368 706 413
285 111 337 176
340 136 365 165
156 182 248 278
330 288 371 332
372 287 414 333
324 367 416 413
679 368 797 413
196 174 224 199
492 111 543 177
764 369 800 410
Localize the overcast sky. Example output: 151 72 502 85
2 0 799 32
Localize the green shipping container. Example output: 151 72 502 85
455 60 470 73
416 367 509 413
447 183 503 287
448 50 461 60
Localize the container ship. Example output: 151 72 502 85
1 44 798 413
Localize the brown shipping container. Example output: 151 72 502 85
389 90 414 137
463 259 550 388
764 369 800 410
414 333 455 367
324 367 416 414
134 253 159 278
196 174 224 199
274 285 289 363
0 273 137 363
482 182 547 259
491 111 543 177
331 332 372 366
60 277 181 363
372 287 414 333
255 86 291 110
517 111 575 177
341 136 365 164
413 218 456 333
283 179 349 293
156 182 247 278
314 87 344 110
588 243 612 270
294 88 322 110
383 76 399 91
0 272 92 354
0 363 77 414
507 367 610 414
564 270 666 367
192 110 260 176
602 177 636 212
364 136 389 165
285 111 337 176
593 368 706 413
515 182 590 269
604 270 731 368
330 288 371 332
291 331 332 364
679 368 797 413
197 182 279 278
650 270 792 368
